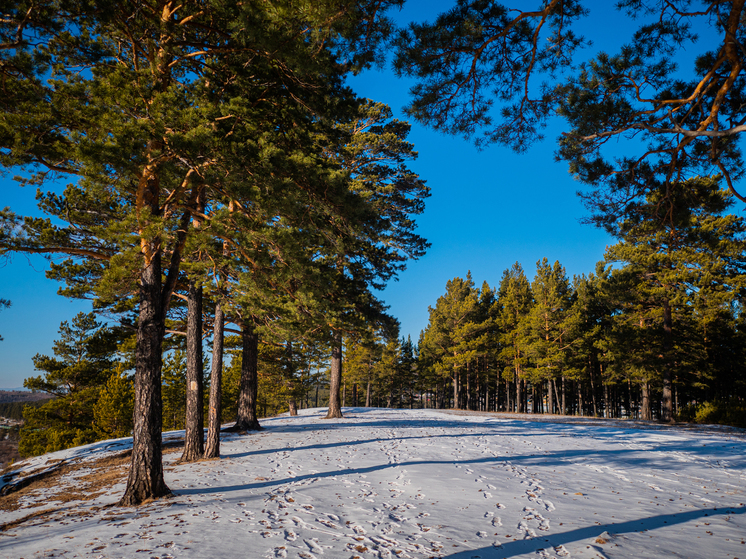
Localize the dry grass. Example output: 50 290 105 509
0 441 184 521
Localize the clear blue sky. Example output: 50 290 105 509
0 2 716 388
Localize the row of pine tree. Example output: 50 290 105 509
18 176 746 459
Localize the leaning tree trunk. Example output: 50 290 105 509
120 242 170 506
325 333 344 418
181 280 204 462
204 301 224 459
233 321 262 431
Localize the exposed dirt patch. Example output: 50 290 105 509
0 451 131 513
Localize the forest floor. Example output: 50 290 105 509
0 407 744 559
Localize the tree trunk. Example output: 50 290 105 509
120 245 170 506
561 376 567 415
286 341 298 416
466 361 472 410
366 372 371 407
661 299 674 422
453 368 459 409
641 381 652 420
352 383 358 407
325 333 344 418
548 380 554 414
204 301 224 459
181 280 204 462
233 322 262 431
506 377 511 412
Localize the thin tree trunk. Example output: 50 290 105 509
286 341 298 416
232 322 262 431
352 383 358 407
561 376 567 415
453 367 458 409
548 379 554 414
325 333 343 418
181 280 204 462
366 370 371 407
466 362 472 410
661 299 674 422
204 301 223 459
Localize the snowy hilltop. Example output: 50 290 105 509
1 407 745 558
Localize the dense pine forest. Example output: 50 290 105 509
2 0 746 507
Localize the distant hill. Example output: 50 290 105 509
0 390 51 404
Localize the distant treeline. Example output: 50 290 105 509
0 399 51 421
0 390 52 404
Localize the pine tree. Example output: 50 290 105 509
522 259 576 414
93 363 135 439
1 0 408 505
496 264 533 413
20 312 121 456
419 273 484 409
604 177 746 421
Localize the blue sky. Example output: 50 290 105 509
0 2 718 388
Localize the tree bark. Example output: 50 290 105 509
661 299 674 422
286 341 298 416
181 280 204 462
120 244 170 506
366 370 372 407
232 322 262 431
204 301 224 458
325 333 344 418
641 381 652 420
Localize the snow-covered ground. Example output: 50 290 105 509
1 407 745 559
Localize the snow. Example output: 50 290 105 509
1 407 745 558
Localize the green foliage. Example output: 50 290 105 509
394 1 746 218
162 351 187 432
18 312 125 457
676 400 746 429
93 364 134 439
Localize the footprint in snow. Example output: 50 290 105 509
304 538 324 554
284 530 298 541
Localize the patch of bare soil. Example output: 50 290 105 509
0 451 132 515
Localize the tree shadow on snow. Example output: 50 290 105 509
442 506 746 558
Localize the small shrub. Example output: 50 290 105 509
676 400 746 428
